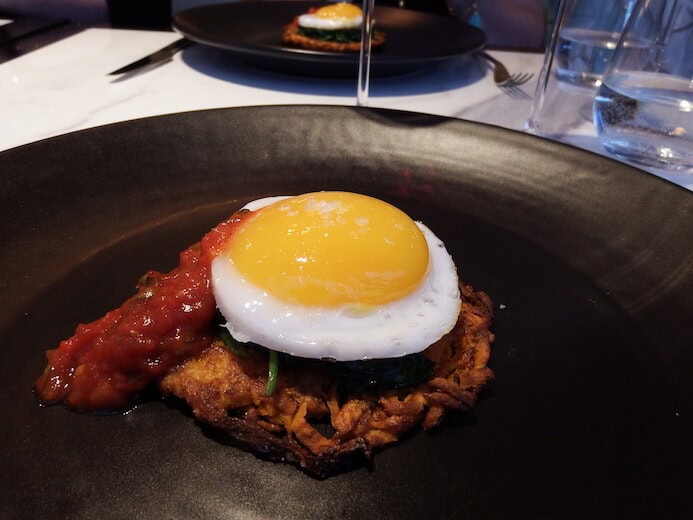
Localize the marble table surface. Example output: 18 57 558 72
0 25 690 191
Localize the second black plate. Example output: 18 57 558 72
172 2 486 77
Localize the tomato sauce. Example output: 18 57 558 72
34 210 251 411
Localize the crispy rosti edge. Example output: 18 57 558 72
281 18 386 53
160 284 493 478
211 415 373 477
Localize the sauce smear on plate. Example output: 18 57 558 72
34 211 250 411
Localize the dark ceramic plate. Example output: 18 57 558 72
0 14 67 46
1 106 691 518
172 2 485 77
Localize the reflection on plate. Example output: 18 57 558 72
0 106 691 518
172 1 486 77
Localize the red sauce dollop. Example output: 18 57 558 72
34 210 250 411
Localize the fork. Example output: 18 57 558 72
478 52 534 97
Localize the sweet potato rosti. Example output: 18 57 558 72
282 20 386 53
281 4 385 53
160 284 493 477
35 193 493 477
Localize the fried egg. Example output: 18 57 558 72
211 192 461 361
297 2 363 30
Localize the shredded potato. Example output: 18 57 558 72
160 284 493 477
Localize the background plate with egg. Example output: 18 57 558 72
173 1 486 77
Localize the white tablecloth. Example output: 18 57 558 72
0 27 690 190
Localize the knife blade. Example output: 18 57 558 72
108 37 193 76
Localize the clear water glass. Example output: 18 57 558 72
555 0 638 87
526 0 636 137
593 0 693 172
357 0 376 107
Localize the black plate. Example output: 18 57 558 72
0 15 67 46
172 2 485 77
1 106 691 518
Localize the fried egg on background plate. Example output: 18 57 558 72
211 192 461 361
297 2 363 30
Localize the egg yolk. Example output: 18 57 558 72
224 192 429 308
313 2 362 20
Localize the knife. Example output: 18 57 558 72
108 37 194 76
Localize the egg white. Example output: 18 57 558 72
212 196 461 361
297 13 363 30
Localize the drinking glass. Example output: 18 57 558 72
593 0 693 171
526 0 637 136
357 0 377 106
556 0 639 87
